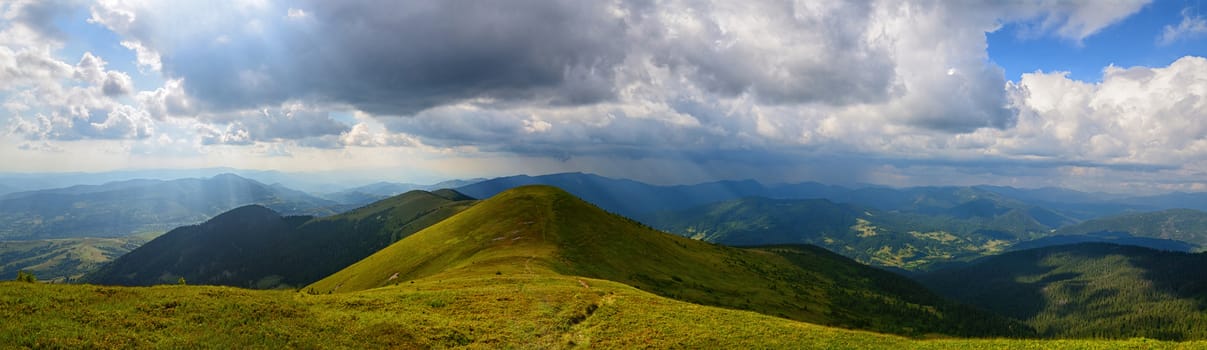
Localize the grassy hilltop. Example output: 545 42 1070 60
309 185 1027 337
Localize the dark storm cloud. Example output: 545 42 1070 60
76 0 1172 183
154 0 627 116
98 0 908 118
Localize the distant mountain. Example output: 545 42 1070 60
456 173 1081 228
919 243 1207 340
645 197 864 246
0 174 344 240
818 186 1078 229
318 182 416 205
455 173 766 218
644 197 1061 271
1120 192 1207 212
973 186 1156 220
976 187 1207 220
0 168 313 194
974 185 1127 205
1054 209 1207 249
85 190 476 288
310 186 1030 338
320 178 485 206
1010 231 1197 253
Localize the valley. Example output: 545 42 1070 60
0 231 158 282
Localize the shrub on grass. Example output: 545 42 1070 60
16 270 36 283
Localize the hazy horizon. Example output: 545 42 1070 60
0 166 1200 197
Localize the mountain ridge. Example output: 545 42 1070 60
0 174 344 240
85 189 477 288
1054 209 1207 250
310 185 1030 337
645 195 1064 270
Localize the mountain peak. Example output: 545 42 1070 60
209 173 249 181
309 185 1027 337
86 188 478 288
209 204 280 222
430 188 475 201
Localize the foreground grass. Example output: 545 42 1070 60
3 276 1204 349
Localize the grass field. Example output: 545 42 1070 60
2 277 1203 349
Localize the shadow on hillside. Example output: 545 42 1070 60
921 243 1207 340
922 253 1072 320
1128 248 1207 310
1038 244 1207 316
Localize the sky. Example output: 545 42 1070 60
1 0 1207 193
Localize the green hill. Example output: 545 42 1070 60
644 197 1052 270
1055 209 1207 250
85 190 475 288
310 186 1029 337
918 243 1207 340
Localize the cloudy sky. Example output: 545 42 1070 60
2 0 1206 193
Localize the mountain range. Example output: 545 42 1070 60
14 180 1207 346
1054 209 1207 249
76 184 1028 337
8 170 1207 243
85 189 476 288
9 170 1207 285
318 178 485 207
456 172 1207 220
0 174 347 240
642 197 1035 270
452 172 1207 270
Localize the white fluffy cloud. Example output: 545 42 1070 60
0 46 73 90
1003 56 1207 165
119 40 162 73
1159 8 1207 45
1 1 152 142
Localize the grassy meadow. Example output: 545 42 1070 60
4 276 1203 349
